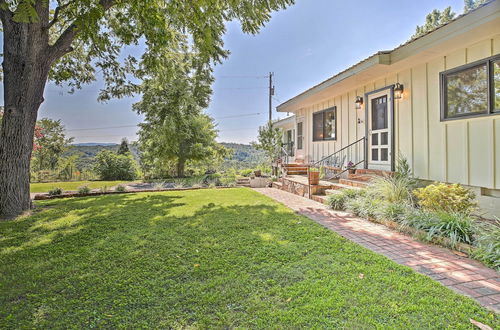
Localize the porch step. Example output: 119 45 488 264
347 173 379 182
272 181 283 189
311 194 328 204
355 169 392 177
286 170 308 175
325 183 361 192
339 178 369 188
236 177 251 187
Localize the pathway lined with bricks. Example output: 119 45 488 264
253 187 500 313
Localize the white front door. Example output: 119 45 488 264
367 89 392 171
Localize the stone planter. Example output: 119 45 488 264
308 171 320 185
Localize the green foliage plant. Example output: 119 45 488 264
48 187 63 196
77 185 92 195
472 219 500 271
414 183 477 214
115 185 127 192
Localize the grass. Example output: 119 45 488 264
30 180 134 193
0 188 498 328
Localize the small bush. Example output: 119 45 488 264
472 220 500 271
115 184 127 192
99 186 108 193
239 169 254 177
77 185 91 195
48 187 63 196
414 183 477 214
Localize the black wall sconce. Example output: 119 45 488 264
355 96 363 109
394 83 404 99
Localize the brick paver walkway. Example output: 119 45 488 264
253 187 500 313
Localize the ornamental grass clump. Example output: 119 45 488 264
326 189 364 210
472 220 500 271
400 209 475 248
414 182 477 214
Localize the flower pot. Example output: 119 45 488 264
308 171 320 185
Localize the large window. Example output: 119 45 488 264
312 107 336 141
441 55 500 120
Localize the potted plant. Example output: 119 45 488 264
254 169 262 177
308 167 320 185
347 161 356 174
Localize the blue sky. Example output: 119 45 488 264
18 0 464 144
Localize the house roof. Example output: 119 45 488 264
277 0 499 112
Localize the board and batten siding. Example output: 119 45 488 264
299 34 500 190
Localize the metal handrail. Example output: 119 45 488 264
312 137 365 167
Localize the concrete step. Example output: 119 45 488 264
325 186 362 195
339 178 369 188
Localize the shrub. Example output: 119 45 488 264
472 220 500 271
400 210 475 247
414 183 477 214
220 169 237 187
99 186 108 193
48 187 63 196
93 150 139 181
115 184 127 192
77 185 91 195
239 169 254 177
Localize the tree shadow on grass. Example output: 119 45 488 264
0 190 497 328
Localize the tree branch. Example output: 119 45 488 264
47 2 72 29
47 0 117 62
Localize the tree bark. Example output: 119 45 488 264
0 9 51 218
177 159 186 178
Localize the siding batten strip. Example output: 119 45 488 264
425 63 430 178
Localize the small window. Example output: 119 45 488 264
441 55 500 120
297 122 303 150
312 107 337 141
493 60 500 112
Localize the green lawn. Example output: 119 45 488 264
0 189 497 328
30 180 133 193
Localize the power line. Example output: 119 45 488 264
65 112 266 132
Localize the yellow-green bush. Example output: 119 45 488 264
414 183 477 214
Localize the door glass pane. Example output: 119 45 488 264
313 112 324 141
297 122 303 149
324 110 336 139
381 132 388 145
494 60 500 111
371 96 387 130
381 148 388 161
372 133 378 146
371 149 378 161
445 63 488 117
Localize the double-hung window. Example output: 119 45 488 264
441 55 500 120
312 107 336 141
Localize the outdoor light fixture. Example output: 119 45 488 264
355 96 363 109
394 83 404 99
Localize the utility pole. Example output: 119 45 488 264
268 72 274 123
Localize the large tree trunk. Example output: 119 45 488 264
0 11 51 218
